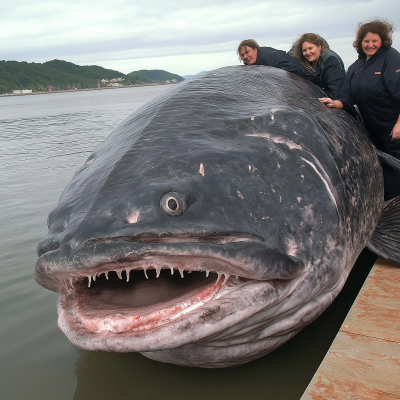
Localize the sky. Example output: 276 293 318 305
1 0 399 76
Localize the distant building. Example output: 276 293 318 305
165 80 170 84
170 79 177 83
116 78 123 82
21 89 32 94
110 79 117 82
112 83 122 87
101 79 108 83
13 90 21 94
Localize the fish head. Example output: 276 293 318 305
35 66 382 367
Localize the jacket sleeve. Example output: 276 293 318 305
322 56 346 99
383 48 400 103
337 66 355 111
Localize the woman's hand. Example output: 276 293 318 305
390 121 400 140
318 98 343 109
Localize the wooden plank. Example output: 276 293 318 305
342 259 400 343
301 258 400 400
301 331 400 400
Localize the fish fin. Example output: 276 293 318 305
374 148 400 200
367 196 400 263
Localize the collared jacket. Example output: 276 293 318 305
314 49 346 98
249 47 307 79
338 47 400 135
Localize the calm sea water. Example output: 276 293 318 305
0 86 376 400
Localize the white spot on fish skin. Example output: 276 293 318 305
237 190 244 199
285 237 299 257
246 133 302 150
280 196 282 202
277 163 281 169
86 159 94 165
272 189 276 193
250 213 252 217
301 175 305 179
262 216 269 219
251 116 255 121
127 211 140 224
297 197 302 203
249 165 251 171
199 163 205 176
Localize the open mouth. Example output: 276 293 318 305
66 263 239 334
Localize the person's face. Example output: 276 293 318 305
239 46 258 65
302 41 321 66
362 32 382 58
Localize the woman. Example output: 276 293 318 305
238 39 307 79
291 33 345 98
320 20 400 198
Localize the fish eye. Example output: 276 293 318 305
159 192 186 216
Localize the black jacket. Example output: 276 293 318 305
338 47 400 135
314 50 345 98
250 47 307 79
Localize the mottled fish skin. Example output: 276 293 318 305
35 66 383 368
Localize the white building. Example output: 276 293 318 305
13 90 21 94
21 89 32 94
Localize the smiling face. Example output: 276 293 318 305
302 41 321 66
239 46 258 65
362 32 382 59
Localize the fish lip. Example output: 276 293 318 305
34 237 307 293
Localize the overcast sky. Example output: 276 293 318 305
1 0 399 76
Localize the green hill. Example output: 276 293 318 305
0 60 183 94
126 69 184 84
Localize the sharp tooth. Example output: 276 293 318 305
144 268 148 279
206 270 209 278
236 276 239 280
223 274 230 284
126 271 130 282
188 270 192 274
93 274 96 281
215 272 221 284
170 266 174 275
116 270 122 279
156 267 160 278
88 275 92 287
69 277 73 287
179 269 184 278
105 272 109 280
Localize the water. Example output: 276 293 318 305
0 87 376 400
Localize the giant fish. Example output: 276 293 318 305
35 66 400 368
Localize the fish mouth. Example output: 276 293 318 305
35 234 308 352
60 262 238 336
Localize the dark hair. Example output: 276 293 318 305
353 19 394 54
292 33 327 67
237 39 260 61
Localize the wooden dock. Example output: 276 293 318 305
301 257 400 400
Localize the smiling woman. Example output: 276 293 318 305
291 33 345 98
237 39 307 79
318 20 400 199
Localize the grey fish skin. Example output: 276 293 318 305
35 66 383 368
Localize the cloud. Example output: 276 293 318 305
1 0 399 75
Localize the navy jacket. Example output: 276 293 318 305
249 47 307 79
315 50 345 98
338 47 400 135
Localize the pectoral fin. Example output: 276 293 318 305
367 196 400 263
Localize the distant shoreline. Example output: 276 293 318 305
0 82 175 98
